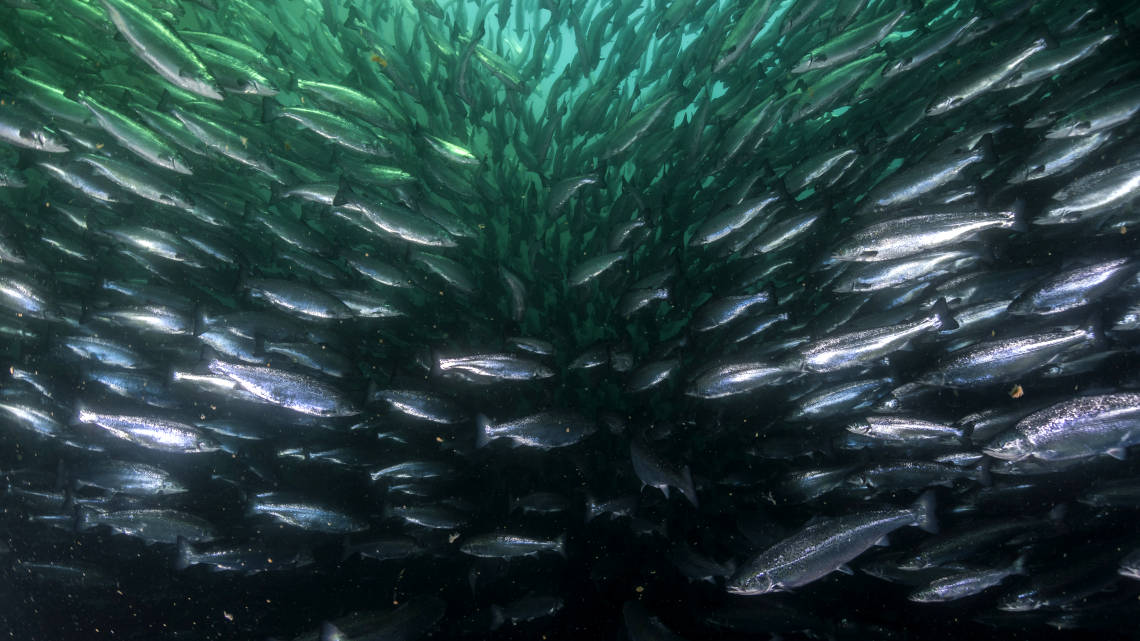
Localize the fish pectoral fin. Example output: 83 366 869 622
836 564 855 575
319 621 345 641
1106 447 1127 461
873 534 891 547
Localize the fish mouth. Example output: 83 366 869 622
725 579 775 596
980 446 1022 461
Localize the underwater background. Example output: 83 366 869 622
2 0 1140 638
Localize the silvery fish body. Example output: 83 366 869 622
919 325 1097 387
206 360 360 417
727 492 937 595
984 393 1140 462
791 299 958 372
76 408 220 453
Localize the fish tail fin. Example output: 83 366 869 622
1008 197 1029 233
235 265 250 296
16 148 37 171
332 177 355 207
77 293 92 325
475 414 493 448
174 536 193 570
974 459 992 487
912 490 938 534
72 401 93 427
974 132 997 164
344 3 368 27
339 536 354 563
266 32 291 60
193 305 211 338
555 532 567 557
679 465 699 508
773 176 793 202
1084 312 1105 346
428 347 443 379
55 458 69 493
1046 503 1070 534
252 333 267 359
261 97 282 123
1011 554 1029 576
584 495 601 522
490 605 505 630
75 505 96 532
156 89 173 113
318 622 343 641
931 297 958 331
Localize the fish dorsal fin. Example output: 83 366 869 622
803 514 829 527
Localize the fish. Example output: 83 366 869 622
831 206 1024 262
476 411 596 449
206 359 361 417
98 0 223 100
75 408 221 453
909 556 1029 602
726 491 937 595
789 298 958 372
918 323 1100 387
984 393 1140 462
71 460 187 496
459 532 565 558
77 507 218 544
433 352 555 383
247 493 368 534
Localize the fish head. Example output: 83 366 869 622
1045 119 1091 139
21 127 67 153
845 471 873 489
982 432 1032 461
925 96 957 117
195 434 223 454
725 570 778 596
792 52 825 74
908 589 939 603
235 77 277 96
159 478 189 495
894 556 929 572
167 155 193 175
186 76 226 102
997 591 1042 612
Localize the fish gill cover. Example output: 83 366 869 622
0 0 1139 638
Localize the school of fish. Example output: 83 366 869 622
2 0 1140 638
